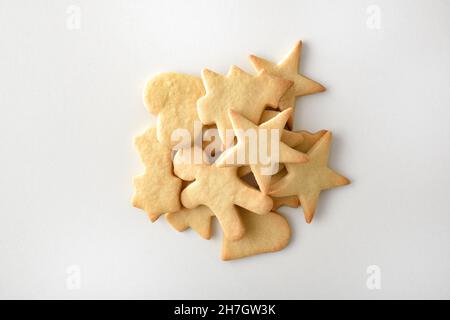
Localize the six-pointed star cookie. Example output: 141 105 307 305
216 108 309 194
250 41 325 128
173 147 273 241
197 65 292 145
132 128 182 222
269 131 350 223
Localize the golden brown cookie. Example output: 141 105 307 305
216 108 308 194
222 209 291 261
294 130 327 153
132 128 182 221
197 65 292 145
269 131 350 223
143 73 205 147
269 167 299 210
250 41 325 128
166 206 214 240
259 109 304 147
272 196 300 210
173 147 273 240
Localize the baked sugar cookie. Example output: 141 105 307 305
166 206 214 240
259 109 304 146
250 41 325 128
197 65 292 145
222 209 291 261
174 147 273 240
216 108 308 194
269 131 350 223
294 130 327 153
143 73 205 147
132 128 182 221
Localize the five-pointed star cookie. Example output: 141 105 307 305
132 128 182 222
173 147 273 241
197 65 293 145
269 131 350 223
294 129 327 153
143 73 205 147
250 41 325 128
259 109 304 146
236 109 306 178
246 129 326 178
216 108 309 194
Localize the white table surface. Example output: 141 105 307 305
0 0 449 299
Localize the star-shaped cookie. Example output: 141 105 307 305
268 131 328 211
216 108 309 194
294 129 327 153
249 41 325 128
269 131 350 223
132 128 182 221
173 147 273 240
259 109 304 146
235 109 306 178
197 65 293 145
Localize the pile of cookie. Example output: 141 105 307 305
133 41 350 260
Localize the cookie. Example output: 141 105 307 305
272 196 300 210
202 124 222 162
294 130 327 153
143 73 205 147
166 206 214 240
197 65 293 145
132 128 182 221
173 147 273 240
269 131 350 223
134 42 350 261
216 108 308 194
270 168 300 210
259 109 304 147
222 209 291 261
249 41 325 128
246 109 308 178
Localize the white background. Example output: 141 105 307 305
0 0 449 299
